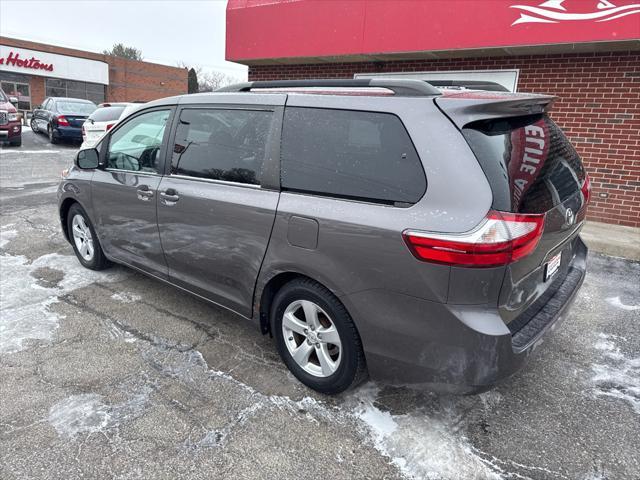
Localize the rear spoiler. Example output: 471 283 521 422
434 92 556 129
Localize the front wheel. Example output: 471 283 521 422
271 278 367 394
9 137 21 147
30 118 38 133
67 204 109 270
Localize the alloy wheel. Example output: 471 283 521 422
282 299 342 377
71 214 95 261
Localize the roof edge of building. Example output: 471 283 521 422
231 39 640 66
0 36 187 73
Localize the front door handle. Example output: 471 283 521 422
160 188 180 205
136 185 154 201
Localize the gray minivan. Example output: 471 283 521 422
58 79 589 394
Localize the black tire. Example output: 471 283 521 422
9 137 21 147
67 203 109 270
48 124 59 144
271 278 367 394
30 118 39 133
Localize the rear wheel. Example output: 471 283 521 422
271 278 367 394
67 204 109 270
48 124 59 144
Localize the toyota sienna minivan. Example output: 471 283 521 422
58 79 589 394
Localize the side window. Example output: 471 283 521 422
171 108 272 186
107 109 170 173
41 99 51 110
281 107 426 204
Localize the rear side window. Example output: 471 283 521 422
463 114 585 214
89 106 126 122
171 108 273 186
281 107 426 205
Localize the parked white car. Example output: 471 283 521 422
81 103 142 149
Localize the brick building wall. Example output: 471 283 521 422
1 36 187 105
249 51 640 228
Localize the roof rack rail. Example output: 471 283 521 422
216 79 441 97
424 80 509 92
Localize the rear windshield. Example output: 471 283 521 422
462 114 585 214
56 101 96 115
89 106 126 122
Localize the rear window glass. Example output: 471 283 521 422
462 114 585 214
281 107 426 205
89 106 126 122
56 101 96 115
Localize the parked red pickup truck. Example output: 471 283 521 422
0 87 22 147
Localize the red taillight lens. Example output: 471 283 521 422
57 115 70 126
106 123 115 131
581 174 591 205
403 210 545 268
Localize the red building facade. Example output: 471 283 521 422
226 0 640 227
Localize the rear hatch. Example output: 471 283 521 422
83 120 109 143
436 91 589 333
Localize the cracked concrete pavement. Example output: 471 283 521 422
1 129 639 479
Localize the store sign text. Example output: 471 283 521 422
0 51 54 72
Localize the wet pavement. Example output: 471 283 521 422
1 129 639 480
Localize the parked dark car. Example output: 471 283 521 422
0 87 22 146
58 79 590 394
31 97 96 144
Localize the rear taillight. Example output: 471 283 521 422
581 174 591 205
403 210 545 268
106 123 115 131
57 115 70 126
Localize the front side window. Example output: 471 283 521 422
171 108 273 186
107 109 170 173
281 107 426 205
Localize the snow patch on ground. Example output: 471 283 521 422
0 228 18 248
49 385 152 438
111 291 142 304
346 383 502 480
0 252 127 353
605 296 639 311
591 333 640 414
0 149 63 155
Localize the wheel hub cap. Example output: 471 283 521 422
71 214 94 261
282 299 342 378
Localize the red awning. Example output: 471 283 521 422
226 0 640 64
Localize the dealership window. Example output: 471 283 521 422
45 78 105 104
281 107 426 204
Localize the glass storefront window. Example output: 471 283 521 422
0 80 31 111
45 79 105 104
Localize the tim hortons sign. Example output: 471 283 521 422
0 50 54 72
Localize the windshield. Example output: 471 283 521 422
463 114 585 214
56 101 97 115
0 89 7 102
89 106 126 122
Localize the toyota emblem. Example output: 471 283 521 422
565 208 575 226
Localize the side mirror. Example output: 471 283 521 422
75 148 100 169
9 96 18 106
33 105 41 110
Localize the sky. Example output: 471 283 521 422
0 0 248 80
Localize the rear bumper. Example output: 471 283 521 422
55 125 83 140
343 238 587 393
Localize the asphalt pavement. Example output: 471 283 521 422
1 129 639 480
